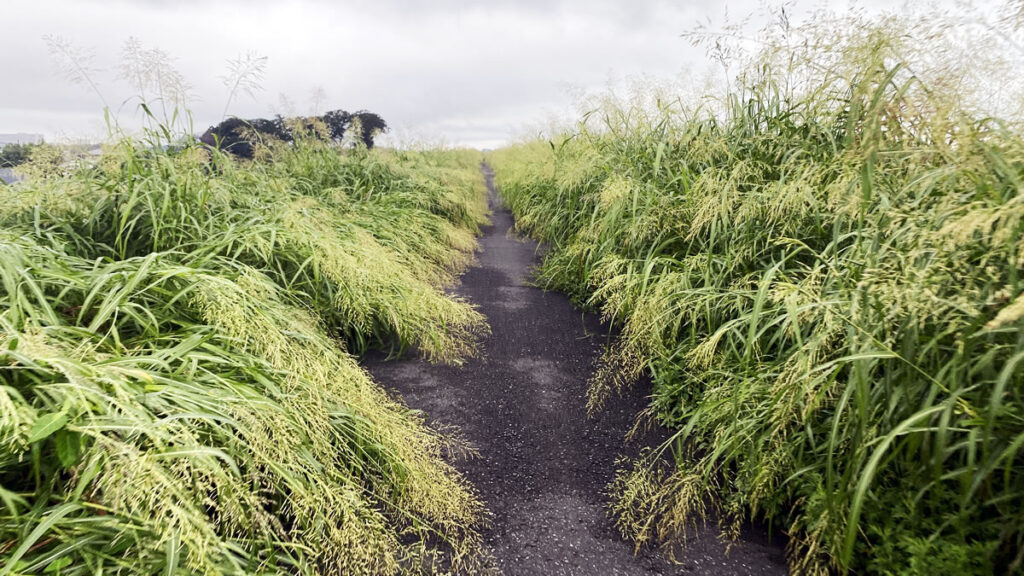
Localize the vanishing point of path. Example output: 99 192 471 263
364 166 788 575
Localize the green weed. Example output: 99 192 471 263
490 13 1024 574
0 133 488 574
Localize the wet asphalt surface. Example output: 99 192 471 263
363 166 788 575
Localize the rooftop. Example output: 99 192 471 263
0 133 44 146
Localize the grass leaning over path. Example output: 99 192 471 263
489 34 1024 576
0 135 489 574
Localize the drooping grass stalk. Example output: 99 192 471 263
490 23 1024 575
0 131 489 574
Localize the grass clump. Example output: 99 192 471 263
490 9 1024 575
0 132 489 574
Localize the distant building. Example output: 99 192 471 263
0 133 44 147
0 168 21 184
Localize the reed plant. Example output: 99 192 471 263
0 131 488 574
490 14 1024 575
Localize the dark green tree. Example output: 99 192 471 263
351 111 388 149
0 143 38 167
199 109 387 158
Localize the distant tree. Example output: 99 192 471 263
199 108 387 157
321 110 387 147
322 109 353 141
248 116 290 141
0 143 38 167
351 111 388 149
199 116 289 159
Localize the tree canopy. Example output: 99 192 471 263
199 109 388 158
0 142 40 168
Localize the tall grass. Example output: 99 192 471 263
0 132 488 574
490 16 1024 575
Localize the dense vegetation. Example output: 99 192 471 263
0 129 488 574
199 110 389 158
489 18 1024 576
0 143 41 169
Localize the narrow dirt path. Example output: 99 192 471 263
364 166 788 575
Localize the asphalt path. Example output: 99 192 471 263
363 165 788 575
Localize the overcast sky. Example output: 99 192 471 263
0 0 996 148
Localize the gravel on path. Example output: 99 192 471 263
363 165 788 576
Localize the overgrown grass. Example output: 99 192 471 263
0 133 489 574
490 19 1024 576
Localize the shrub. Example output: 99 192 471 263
200 110 389 158
0 133 487 574
490 13 1024 575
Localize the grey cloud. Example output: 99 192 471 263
0 0 761 146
